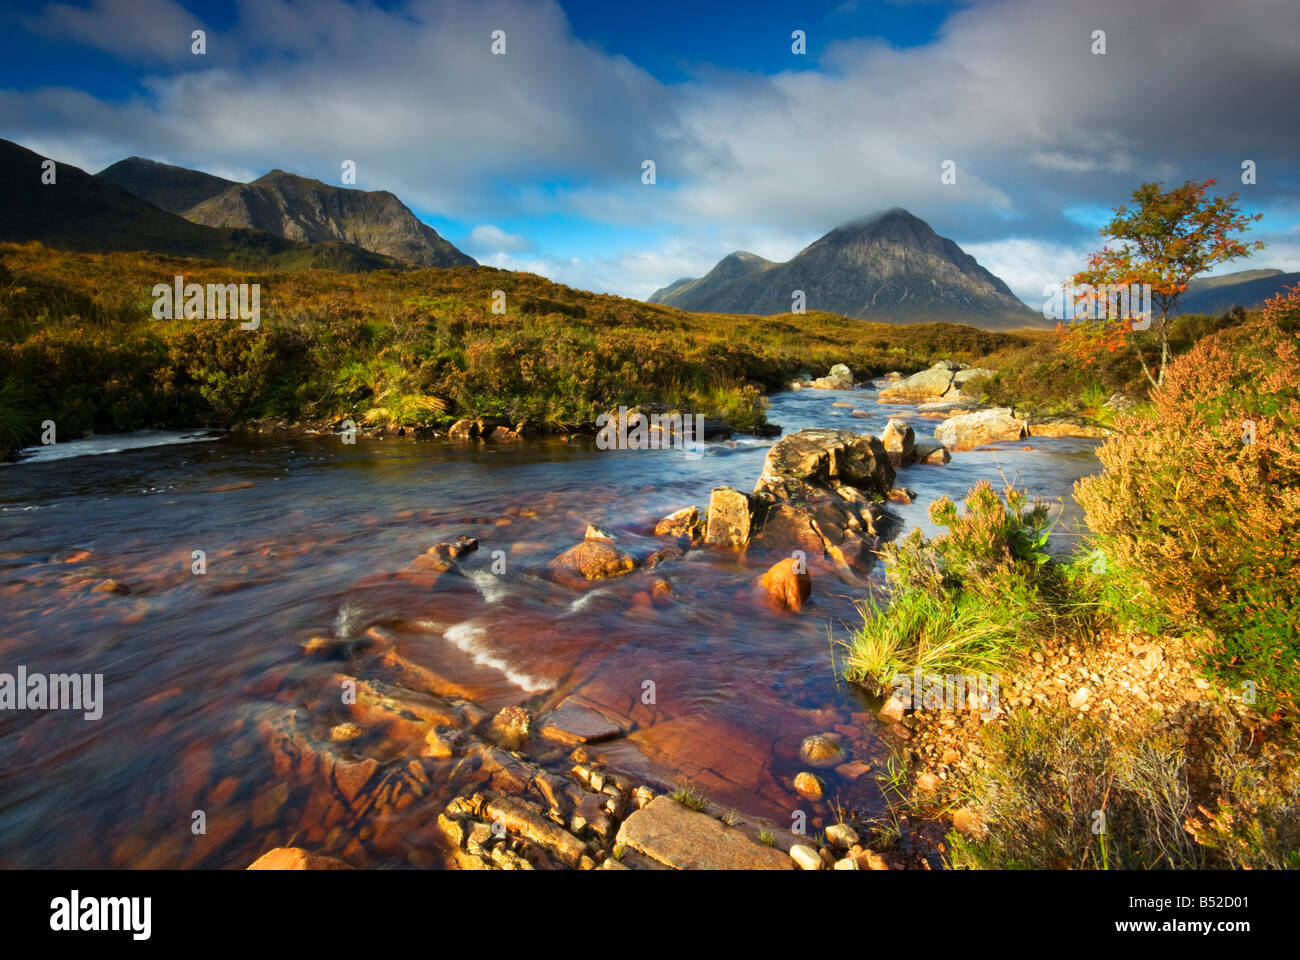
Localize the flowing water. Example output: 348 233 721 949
0 386 1103 868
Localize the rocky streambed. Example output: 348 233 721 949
0 373 1107 871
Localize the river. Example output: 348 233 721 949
0 385 1103 868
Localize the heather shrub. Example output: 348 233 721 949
1076 287 1300 709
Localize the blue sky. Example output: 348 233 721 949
2 0 1298 303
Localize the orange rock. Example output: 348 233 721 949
247 847 354 870
759 557 811 612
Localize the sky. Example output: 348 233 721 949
2 0 1298 305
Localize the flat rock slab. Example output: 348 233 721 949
616 796 794 870
539 695 630 745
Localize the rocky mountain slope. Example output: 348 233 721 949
649 209 1046 330
99 158 475 268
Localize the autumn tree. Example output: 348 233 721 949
1067 179 1263 389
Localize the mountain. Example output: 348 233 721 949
98 159 475 268
97 156 236 214
649 208 1046 330
0 138 404 271
1176 268 1300 315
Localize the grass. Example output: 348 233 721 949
670 781 708 812
757 829 776 847
0 241 1035 456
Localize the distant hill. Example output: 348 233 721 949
0 139 404 271
1177 268 1300 315
98 158 475 268
649 209 1048 330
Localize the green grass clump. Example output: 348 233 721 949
670 782 708 812
842 480 1057 686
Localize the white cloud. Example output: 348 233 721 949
466 225 532 255
27 0 206 64
1 0 1296 298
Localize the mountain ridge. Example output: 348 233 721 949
96 156 475 269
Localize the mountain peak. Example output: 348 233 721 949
648 208 1043 330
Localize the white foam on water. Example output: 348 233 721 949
565 588 607 614
6 430 222 465
463 568 509 603
443 620 552 693
333 598 373 639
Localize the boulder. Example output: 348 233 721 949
758 557 812 612
913 439 951 464
880 418 916 467
704 487 755 548
877 361 959 403
934 410 1027 451
808 363 854 390
754 429 894 502
548 541 639 581
952 367 995 387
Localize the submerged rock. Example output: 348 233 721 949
548 540 639 581
798 735 845 769
758 557 812 612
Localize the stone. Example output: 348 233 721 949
615 796 795 870
753 429 894 502
247 847 353 870
538 695 629 745
759 557 812 612
798 734 845 768
448 416 510 440
704 486 754 548
913 440 951 465
825 823 860 849
427 535 479 563
654 506 700 540
934 410 1027 451
793 771 825 801
1069 687 1091 710
917 772 940 791
951 807 988 840
548 540 639 581
329 722 364 742
880 418 916 467
834 856 859 870
877 362 959 403
584 524 617 542
490 706 532 744
835 760 872 779
789 844 823 870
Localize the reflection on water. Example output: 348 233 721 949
0 387 1102 868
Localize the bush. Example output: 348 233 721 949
1076 287 1300 711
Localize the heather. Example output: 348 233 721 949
0 242 1029 457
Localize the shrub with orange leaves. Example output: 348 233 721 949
1076 286 1300 708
